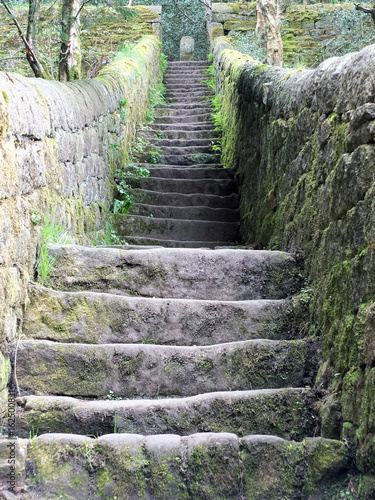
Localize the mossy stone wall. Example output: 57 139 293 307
0 35 161 401
213 37 375 498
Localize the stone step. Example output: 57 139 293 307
139 129 218 140
166 84 209 91
153 112 212 124
148 145 216 157
154 107 212 118
167 61 210 67
24 286 299 345
122 236 236 248
136 166 232 179
129 189 238 208
15 387 317 439
44 245 303 300
125 177 236 195
150 122 216 132
134 163 225 173
165 90 212 100
1 433 346 499
14 391 319 445
131 204 238 221
1 431 349 500
164 77 206 84
17 338 316 398
150 138 218 148
112 215 238 243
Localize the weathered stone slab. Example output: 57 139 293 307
45 245 303 300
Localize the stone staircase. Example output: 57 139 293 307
1 61 349 499
112 61 239 248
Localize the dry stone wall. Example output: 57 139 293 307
0 35 161 400
213 37 375 497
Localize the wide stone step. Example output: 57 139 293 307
44 245 303 300
1 432 346 499
129 189 238 208
157 153 221 165
153 112 212 124
149 145 215 157
150 123 215 132
136 166 233 179
164 77 206 85
154 107 212 118
15 388 317 439
166 90 212 100
166 84 209 91
150 138 218 148
125 177 236 195
167 61 210 67
112 215 238 243
17 338 315 398
131 204 238 221
24 286 300 345
139 129 218 140
123 236 236 248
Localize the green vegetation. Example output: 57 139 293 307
35 214 71 284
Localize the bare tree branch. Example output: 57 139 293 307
0 0 48 77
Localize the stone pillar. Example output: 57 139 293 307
180 36 195 61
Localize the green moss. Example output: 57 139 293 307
1 90 9 105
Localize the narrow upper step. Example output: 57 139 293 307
17 338 316 397
124 177 236 195
128 189 238 209
130 204 238 222
44 245 303 300
15 388 316 439
24 285 300 345
112 215 238 243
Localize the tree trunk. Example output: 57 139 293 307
59 0 81 81
128 0 133 6
259 0 283 67
26 0 52 78
256 0 265 32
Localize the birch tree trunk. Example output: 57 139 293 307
256 0 265 32
259 0 283 67
59 0 81 81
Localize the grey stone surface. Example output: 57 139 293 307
24 285 299 344
46 244 303 300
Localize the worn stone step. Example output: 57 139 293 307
150 123 215 132
14 388 316 439
131 204 238 222
1 433 348 499
139 129 218 141
166 90 212 100
129 189 238 208
125 177 236 195
136 166 232 179
154 107 212 118
24 286 299 345
134 163 225 173
149 145 215 157
44 245 303 300
153 112 212 124
112 215 238 243
166 84 209 91
150 138 218 148
156 153 221 165
164 77 206 84
17 338 315 398
122 236 236 248
167 61 210 67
